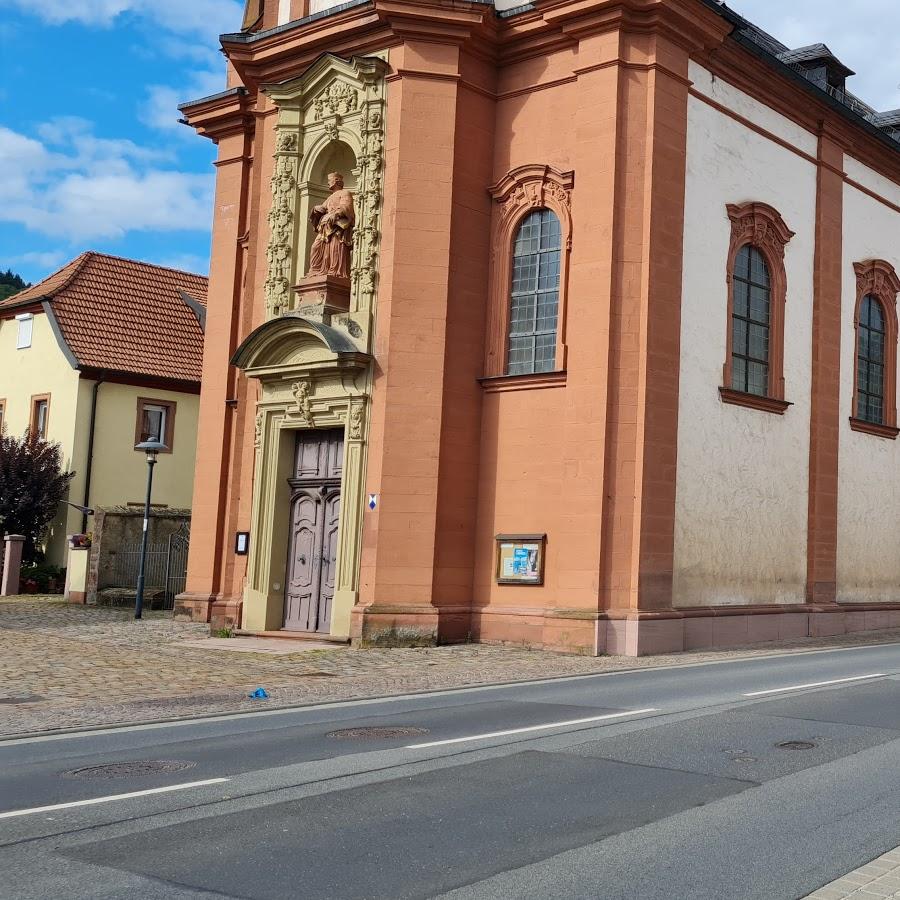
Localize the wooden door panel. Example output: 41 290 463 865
317 491 341 633
284 493 323 631
285 429 345 634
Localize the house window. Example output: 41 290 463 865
720 202 794 415
16 313 33 349
730 245 771 397
851 260 900 438
135 398 176 451
856 295 886 424
30 395 50 439
507 209 561 376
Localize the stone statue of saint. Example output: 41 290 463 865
307 172 355 280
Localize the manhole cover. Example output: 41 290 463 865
326 726 430 740
776 741 816 751
63 760 197 779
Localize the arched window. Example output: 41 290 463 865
851 260 900 438
730 244 771 397
856 295 886 424
720 202 793 414
507 209 561 376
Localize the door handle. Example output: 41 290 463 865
298 555 307 564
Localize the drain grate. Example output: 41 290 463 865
776 741 816 751
327 726 430 740
63 760 197 779
0 695 44 705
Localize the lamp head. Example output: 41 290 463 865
135 439 167 462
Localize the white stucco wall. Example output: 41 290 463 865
673 64 817 607
836 170 900 602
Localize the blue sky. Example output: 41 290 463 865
0 0 898 285
0 0 243 283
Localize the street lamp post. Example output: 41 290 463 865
134 440 167 620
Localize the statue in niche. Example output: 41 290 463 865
307 172 355 280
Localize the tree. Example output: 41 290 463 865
0 432 74 562
0 269 30 303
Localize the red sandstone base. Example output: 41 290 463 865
173 592 215 623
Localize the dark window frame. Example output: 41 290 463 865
729 244 772 398
506 208 562 376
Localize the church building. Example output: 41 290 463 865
175 0 900 655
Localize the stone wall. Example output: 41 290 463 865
87 507 191 604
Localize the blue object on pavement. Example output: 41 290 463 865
249 688 270 700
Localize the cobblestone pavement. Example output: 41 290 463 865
4 597 900 737
805 847 900 899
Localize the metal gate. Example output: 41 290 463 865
163 523 190 611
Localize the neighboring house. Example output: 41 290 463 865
177 0 900 655
0 253 207 566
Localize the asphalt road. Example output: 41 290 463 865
3 643 900 899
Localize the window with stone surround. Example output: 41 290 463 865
720 202 794 415
483 164 573 385
851 260 900 439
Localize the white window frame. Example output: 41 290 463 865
15 313 33 350
278 0 291 24
142 404 168 444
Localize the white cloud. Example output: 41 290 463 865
142 69 225 132
730 0 900 110
0 121 214 242
8 250 69 270
154 253 209 275
0 0 243 36
1 0 236 135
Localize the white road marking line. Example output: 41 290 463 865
7 642 900 746
0 778 230 820
743 673 886 698
405 708 659 749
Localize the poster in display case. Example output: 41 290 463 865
495 533 546 585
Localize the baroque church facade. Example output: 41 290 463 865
176 0 900 655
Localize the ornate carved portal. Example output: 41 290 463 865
238 54 387 638
263 53 387 334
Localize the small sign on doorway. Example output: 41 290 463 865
235 532 250 555
368 494 378 511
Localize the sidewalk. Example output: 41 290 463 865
3 596 900 738
806 847 900 899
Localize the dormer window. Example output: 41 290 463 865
778 44 855 94
15 313 33 349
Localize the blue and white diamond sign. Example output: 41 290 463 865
368 494 378 511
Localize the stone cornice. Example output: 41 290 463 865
179 87 255 142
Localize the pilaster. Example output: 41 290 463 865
597 28 692 628
806 128 845 605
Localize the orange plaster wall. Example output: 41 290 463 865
431 63 496 621
472 47 609 646
360 42 468 611
183 129 252 605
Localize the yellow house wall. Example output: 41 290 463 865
0 313 81 565
0 313 201 567
85 382 200 517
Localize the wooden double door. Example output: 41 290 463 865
283 429 344 633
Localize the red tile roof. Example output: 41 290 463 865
0 253 207 384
